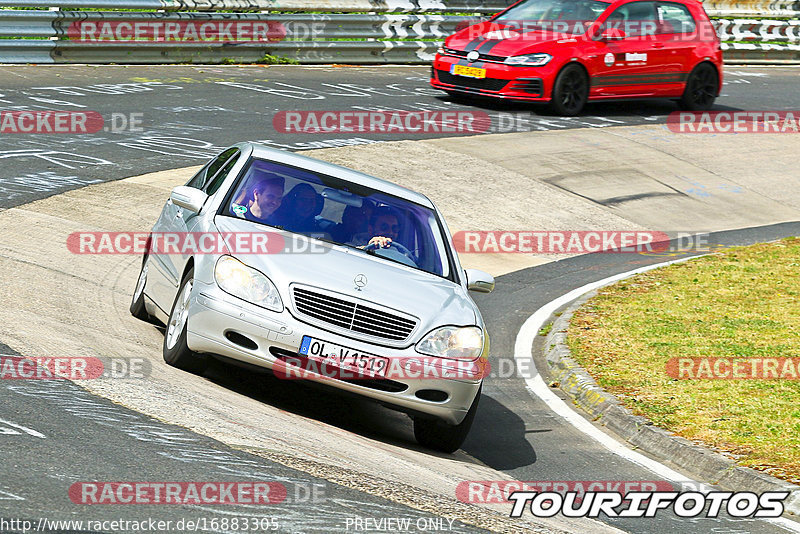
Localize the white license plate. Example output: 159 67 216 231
451 64 486 78
299 336 389 377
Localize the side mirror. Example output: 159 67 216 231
170 186 207 214
465 269 495 293
600 28 627 41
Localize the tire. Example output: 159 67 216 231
130 254 156 323
163 267 208 374
413 386 481 453
549 64 589 116
679 63 718 111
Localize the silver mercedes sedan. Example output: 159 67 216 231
130 142 495 452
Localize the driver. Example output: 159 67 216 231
351 206 402 249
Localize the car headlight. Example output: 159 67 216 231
214 256 283 312
504 53 552 66
437 46 445 55
415 326 484 361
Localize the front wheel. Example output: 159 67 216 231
163 268 208 374
679 63 718 111
549 64 589 116
413 386 481 453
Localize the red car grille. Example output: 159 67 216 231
508 78 544 96
435 70 509 92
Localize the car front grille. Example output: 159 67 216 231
292 286 417 342
508 77 544 96
435 69 509 92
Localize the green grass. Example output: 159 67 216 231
568 237 800 483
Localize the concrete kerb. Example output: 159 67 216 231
542 287 800 517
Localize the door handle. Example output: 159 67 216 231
652 43 665 48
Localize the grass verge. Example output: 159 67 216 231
568 237 800 483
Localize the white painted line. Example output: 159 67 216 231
514 257 800 532
0 489 25 500
0 417 45 438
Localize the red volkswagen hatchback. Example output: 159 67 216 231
430 0 722 115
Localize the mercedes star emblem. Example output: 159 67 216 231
354 274 368 290
466 51 480 62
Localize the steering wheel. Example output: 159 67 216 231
364 240 417 265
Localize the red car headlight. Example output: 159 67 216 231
504 53 553 67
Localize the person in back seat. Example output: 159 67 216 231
330 205 369 244
272 183 324 233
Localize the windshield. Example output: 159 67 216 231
222 157 453 279
494 0 610 34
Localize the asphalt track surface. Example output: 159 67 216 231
0 341 486 533
1 64 799 209
1 65 800 534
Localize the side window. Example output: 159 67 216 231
186 165 210 190
606 1 658 37
186 148 238 190
657 3 696 34
205 150 240 196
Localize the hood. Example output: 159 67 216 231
446 21 582 57
214 216 478 340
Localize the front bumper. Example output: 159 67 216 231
185 280 483 425
430 53 559 102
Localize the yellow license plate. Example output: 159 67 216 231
451 65 486 79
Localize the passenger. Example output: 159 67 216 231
272 183 323 232
330 205 369 244
233 174 285 224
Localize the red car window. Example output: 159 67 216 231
656 2 697 34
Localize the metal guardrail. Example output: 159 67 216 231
0 0 513 13
0 3 798 64
702 0 800 17
51 40 443 64
1 0 796 16
716 19 800 43
722 42 800 61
